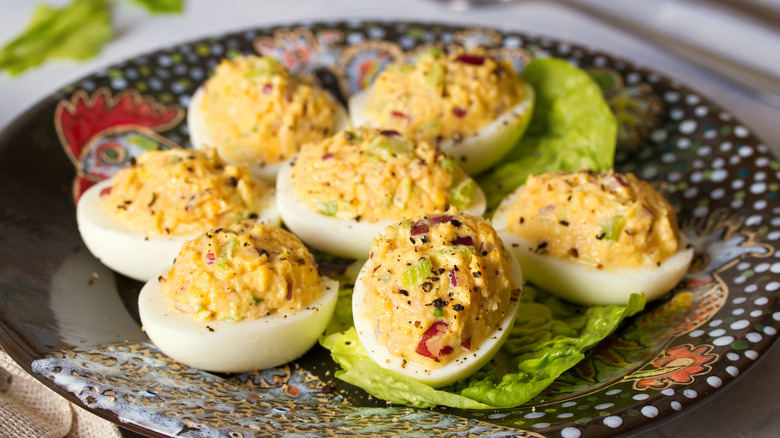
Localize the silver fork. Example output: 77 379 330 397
433 0 780 108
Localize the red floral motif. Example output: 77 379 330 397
631 344 717 390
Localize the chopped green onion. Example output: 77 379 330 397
434 307 444 318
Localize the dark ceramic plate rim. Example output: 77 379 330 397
0 19 778 438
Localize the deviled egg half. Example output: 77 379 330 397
352 212 522 388
77 148 280 281
492 169 693 306
188 55 348 183
276 127 486 259
138 221 338 372
349 48 534 175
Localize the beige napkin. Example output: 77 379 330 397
0 349 121 438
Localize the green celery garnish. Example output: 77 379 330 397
318 200 338 217
400 257 433 289
449 178 477 209
602 215 626 241
369 136 414 159
425 61 445 88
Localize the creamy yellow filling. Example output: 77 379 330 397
291 127 477 221
362 212 518 369
101 148 271 235
161 222 322 322
200 55 339 166
364 48 525 144
506 170 681 269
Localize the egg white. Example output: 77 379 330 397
275 160 487 260
492 185 694 306
138 273 338 373
77 178 280 282
351 251 523 388
188 86 350 184
348 82 534 175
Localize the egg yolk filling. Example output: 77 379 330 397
291 127 478 221
362 212 519 369
100 149 271 236
200 55 339 166
363 48 526 144
506 170 681 269
161 222 322 322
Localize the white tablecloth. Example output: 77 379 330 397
0 1 778 437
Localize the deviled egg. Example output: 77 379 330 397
77 148 280 281
349 48 534 175
276 127 486 259
492 169 693 305
138 221 338 372
352 212 522 388
188 55 348 183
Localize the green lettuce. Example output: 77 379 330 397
479 57 617 210
320 285 644 409
0 0 184 76
0 0 113 76
128 0 184 13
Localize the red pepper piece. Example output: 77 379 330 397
452 107 467 118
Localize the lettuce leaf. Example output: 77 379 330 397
478 57 617 210
320 285 645 409
0 0 113 76
127 0 184 13
0 0 184 76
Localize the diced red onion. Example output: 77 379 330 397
428 215 454 225
380 129 401 137
538 205 556 214
411 222 430 235
455 54 485 65
415 321 450 359
451 236 474 246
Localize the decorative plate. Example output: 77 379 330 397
0 20 778 438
